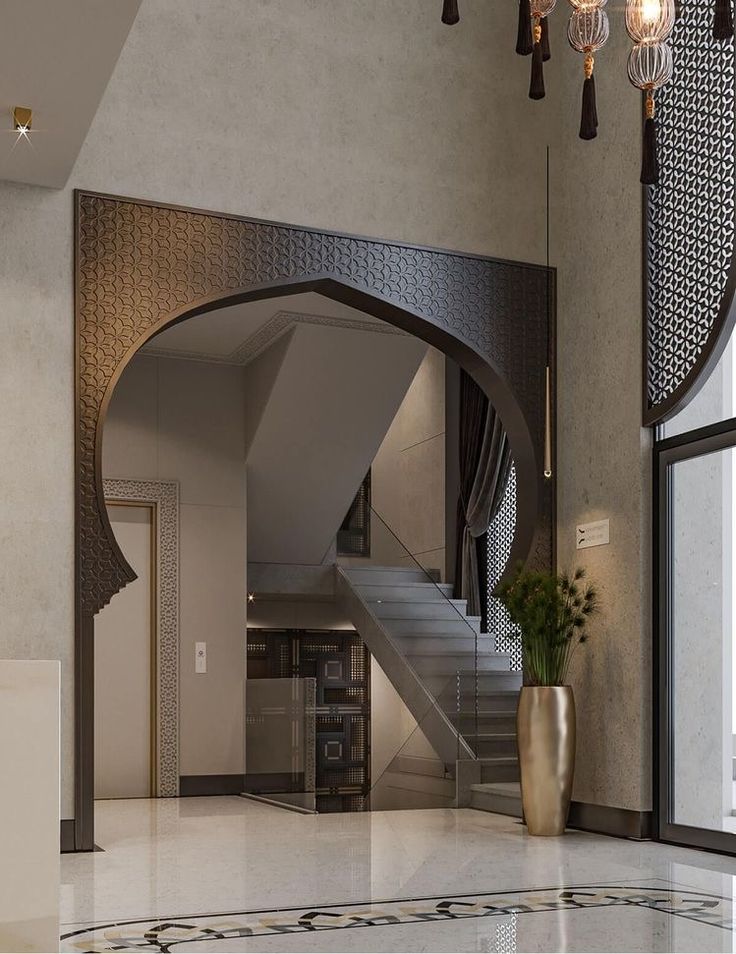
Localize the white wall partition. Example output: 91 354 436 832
0 660 59 953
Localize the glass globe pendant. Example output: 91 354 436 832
529 0 557 99
625 0 675 185
567 4 609 140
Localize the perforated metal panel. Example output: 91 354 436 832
246 629 371 812
486 464 522 671
646 1 735 417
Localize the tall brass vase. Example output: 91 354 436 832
516 686 575 836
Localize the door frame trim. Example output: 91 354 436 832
102 479 180 798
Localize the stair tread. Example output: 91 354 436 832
477 756 519 764
407 650 510 659
462 732 517 740
471 782 521 795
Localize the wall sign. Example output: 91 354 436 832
576 518 610 550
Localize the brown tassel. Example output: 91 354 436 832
714 0 734 39
442 0 460 25
541 16 551 61
516 0 533 55
641 117 658 184
529 26 545 99
579 77 597 140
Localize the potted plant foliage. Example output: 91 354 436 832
498 565 599 836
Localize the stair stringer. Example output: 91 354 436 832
336 567 476 772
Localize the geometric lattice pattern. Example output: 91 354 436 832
646 1 735 415
487 464 522 671
76 193 553 617
246 629 371 812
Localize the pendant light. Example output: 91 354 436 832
567 1 609 140
626 0 675 185
529 0 557 99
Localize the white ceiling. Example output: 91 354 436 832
143 291 402 365
0 0 141 188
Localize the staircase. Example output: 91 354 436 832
336 563 523 807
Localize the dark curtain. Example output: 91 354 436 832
453 370 511 624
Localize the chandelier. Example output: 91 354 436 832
440 0 734 185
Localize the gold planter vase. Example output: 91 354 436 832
516 685 576 836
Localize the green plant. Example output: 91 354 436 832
498 564 599 686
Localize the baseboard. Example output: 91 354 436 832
568 801 653 840
60 818 76 853
179 774 245 797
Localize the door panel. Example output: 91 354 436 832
95 504 154 799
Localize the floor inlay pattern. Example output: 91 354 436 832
59 883 733 952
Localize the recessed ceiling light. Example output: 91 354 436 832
12 106 32 139
247 593 255 603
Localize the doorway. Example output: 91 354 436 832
95 502 156 799
72 190 553 850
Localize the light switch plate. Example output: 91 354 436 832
195 641 207 673
576 518 610 550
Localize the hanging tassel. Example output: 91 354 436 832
442 0 460 25
516 0 533 55
579 54 597 140
541 16 551 62
580 79 597 140
641 92 658 185
529 22 545 99
714 0 734 39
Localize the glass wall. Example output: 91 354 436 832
658 402 736 851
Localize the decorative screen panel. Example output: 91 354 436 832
487 464 521 671
337 471 371 557
646 1 735 417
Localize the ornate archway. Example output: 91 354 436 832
74 190 554 849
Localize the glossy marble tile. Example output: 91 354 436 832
60 797 736 952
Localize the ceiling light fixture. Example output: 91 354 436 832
12 106 32 139
438 0 733 185
247 593 255 603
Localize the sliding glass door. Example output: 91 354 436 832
657 423 736 852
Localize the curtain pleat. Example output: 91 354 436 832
454 371 511 619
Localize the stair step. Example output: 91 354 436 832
407 652 511 676
443 689 521 711
374 771 456 807
372 600 470 621
469 781 522 817
433 672 523 695
479 756 520 783
380 616 482 636
390 755 449 779
450 715 517 736
345 566 441 586
462 732 518 757
355 582 455 601
394 634 495 654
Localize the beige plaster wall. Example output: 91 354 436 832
0 0 655 822
103 355 247 778
551 13 652 812
371 347 447 575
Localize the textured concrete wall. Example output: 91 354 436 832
0 0 657 820
0 0 552 817
551 13 652 811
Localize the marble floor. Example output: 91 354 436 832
60 797 736 952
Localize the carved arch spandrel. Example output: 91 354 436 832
76 191 553 615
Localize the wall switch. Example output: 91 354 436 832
195 641 207 673
576 518 610 550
